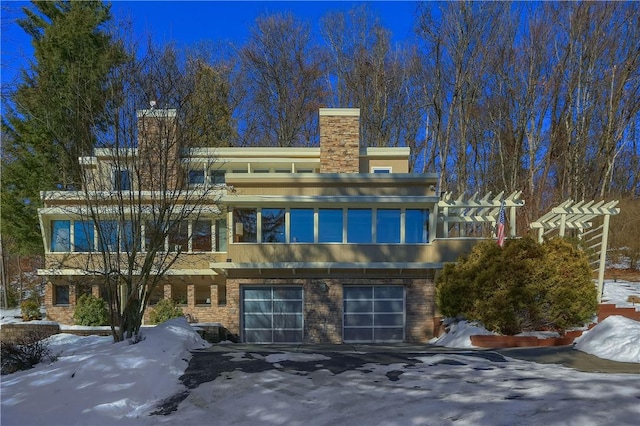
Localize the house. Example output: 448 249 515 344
38 108 510 344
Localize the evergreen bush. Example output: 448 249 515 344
436 237 597 334
73 294 109 326
148 299 184 324
20 299 41 321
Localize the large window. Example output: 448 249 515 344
262 209 285 242
193 220 212 251
347 209 372 243
234 209 257 242
188 169 205 186
113 170 131 191
74 221 95 252
168 221 189 252
376 209 401 243
216 219 228 251
290 209 314 243
318 209 343 243
98 220 119 252
51 220 70 252
210 171 225 184
145 220 163 252
405 209 429 244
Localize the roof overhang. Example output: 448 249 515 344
210 261 443 276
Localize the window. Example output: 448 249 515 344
377 209 401 243
216 219 228 251
121 221 138 251
171 282 187 305
114 170 131 190
210 171 225 185
74 221 95 252
405 209 429 244
55 285 69 305
290 209 314 243
347 209 372 243
98 220 119 252
188 169 205 186
318 209 343 243
372 167 392 174
193 220 212 251
195 285 212 305
234 209 257 242
145 220 164 252
51 220 70 252
168 221 188 252
262 209 285 242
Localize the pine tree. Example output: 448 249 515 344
1 1 128 253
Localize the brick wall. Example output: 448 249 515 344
319 108 360 173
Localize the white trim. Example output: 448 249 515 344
319 108 360 117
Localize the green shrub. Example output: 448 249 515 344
73 294 109 326
148 299 184 324
20 299 41 321
436 237 597 334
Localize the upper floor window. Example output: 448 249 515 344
74 221 95 252
377 209 401 243
210 171 225 185
188 169 205 186
262 209 285 242
405 209 429 244
234 209 257 242
51 220 70 252
290 209 314 243
347 209 372 243
113 169 131 190
318 209 343 243
193 220 212 251
372 167 392 174
168 220 189 252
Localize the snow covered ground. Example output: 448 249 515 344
1 279 639 426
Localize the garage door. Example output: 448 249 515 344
242 286 304 343
343 286 404 343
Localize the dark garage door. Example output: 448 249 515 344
343 286 405 343
242 286 304 343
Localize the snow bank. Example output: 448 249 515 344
574 315 640 363
430 320 497 348
1 317 209 425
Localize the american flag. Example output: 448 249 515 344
496 199 506 248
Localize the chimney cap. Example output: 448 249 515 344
319 108 360 117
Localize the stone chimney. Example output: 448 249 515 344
136 108 181 190
319 108 360 173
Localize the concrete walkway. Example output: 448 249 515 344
204 343 640 374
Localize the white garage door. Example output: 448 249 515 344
242 286 304 343
343 286 405 343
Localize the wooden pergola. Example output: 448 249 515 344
436 191 525 239
530 199 620 303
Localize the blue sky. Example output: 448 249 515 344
1 1 419 89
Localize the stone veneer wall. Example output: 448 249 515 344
226 276 437 344
319 109 360 173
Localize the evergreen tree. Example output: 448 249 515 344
1 0 127 254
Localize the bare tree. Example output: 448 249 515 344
416 2 504 194
321 5 423 161
235 13 325 147
44 46 225 341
